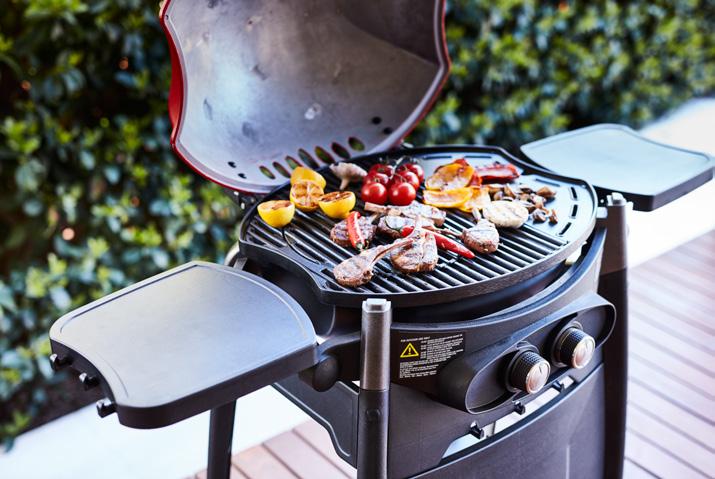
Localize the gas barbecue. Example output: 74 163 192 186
48 1 714 479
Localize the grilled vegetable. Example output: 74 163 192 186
458 186 491 212
330 162 367 190
474 162 520 183
425 160 474 191
347 211 366 250
318 191 356 219
257 200 295 228
422 187 472 208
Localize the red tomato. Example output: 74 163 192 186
392 170 420 191
388 182 416 206
369 164 394 176
361 182 388 205
397 163 424 184
363 172 391 188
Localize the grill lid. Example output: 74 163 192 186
160 0 449 194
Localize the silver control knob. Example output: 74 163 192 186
555 328 595 369
509 352 551 394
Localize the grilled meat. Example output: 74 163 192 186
364 202 447 226
377 215 436 239
461 209 499 254
330 217 376 248
390 229 438 273
482 200 529 228
333 238 413 287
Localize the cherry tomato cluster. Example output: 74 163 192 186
360 163 424 206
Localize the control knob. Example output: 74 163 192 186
555 328 595 369
508 351 551 394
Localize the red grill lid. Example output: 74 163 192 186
160 0 450 194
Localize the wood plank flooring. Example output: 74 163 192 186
191 231 714 479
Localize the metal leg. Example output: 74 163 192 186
207 401 237 479
598 193 629 479
357 299 392 479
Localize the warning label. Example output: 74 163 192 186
392 331 466 393
400 343 419 358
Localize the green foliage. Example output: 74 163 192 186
0 0 240 447
0 0 712 447
411 0 714 150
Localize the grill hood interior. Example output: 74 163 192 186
161 0 449 194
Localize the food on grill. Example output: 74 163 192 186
532 208 548 223
330 215 376 249
347 211 367 250
361 182 388 205
482 200 529 228
396 162 424 184
390 228 438 273
318 191 355 219
290 166 326 189
458 186 491 212
422 187 472 208
548 208 558 224
536 186 557 198
388 182 417 206
329 162 367 190
425 160 475 191
289 179 324 212
377 216 436 239
475 162 520 182
364 202 447 227
386 220 475 258
333 237 413 287
392 170 420 191
257 200 295 228
461 210 499 254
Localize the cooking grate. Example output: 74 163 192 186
238 146 596 308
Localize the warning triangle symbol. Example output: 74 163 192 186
400 343 419 358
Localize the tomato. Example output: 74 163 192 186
392 170 420 191
396 163 424 184
369 164 394 176
361 182 388 205
388 182 416 206
363 171 391 188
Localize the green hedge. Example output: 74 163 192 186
0 0 712 447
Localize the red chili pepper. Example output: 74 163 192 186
475 162 520 183
347 211 366 251
394 225 474 258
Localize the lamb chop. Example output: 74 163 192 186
333 238 414 287
460 208 499 254
364 201 447 227
377 215 436 239
390 227 438 273
330 216 376 248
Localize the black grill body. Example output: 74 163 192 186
274 224 620 478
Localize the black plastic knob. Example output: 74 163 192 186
96 398 116 418
509 351 551 394
79 372 100 391
555 328 595 369
49 353 72 372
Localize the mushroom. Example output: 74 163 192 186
330 162 367 190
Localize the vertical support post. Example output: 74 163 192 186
597 193 628 479
357 298 391 479
207 400 237 479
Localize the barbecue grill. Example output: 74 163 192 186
48 1 714 479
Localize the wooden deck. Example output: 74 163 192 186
191 231 715 479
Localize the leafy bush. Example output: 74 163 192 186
0 0 712 447
413 0 714 149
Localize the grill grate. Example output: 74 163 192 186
238 146 596 307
